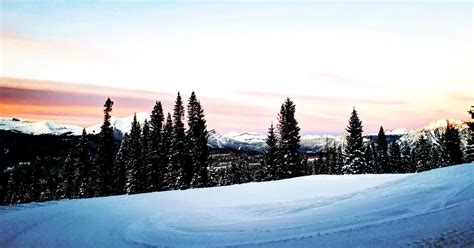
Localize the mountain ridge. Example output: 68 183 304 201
0 115 470 153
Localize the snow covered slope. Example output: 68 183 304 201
1 163 473 247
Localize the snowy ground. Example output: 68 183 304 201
1 163 473 247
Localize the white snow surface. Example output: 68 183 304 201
224 132 267 144
385 128 412 135
0 117 83 135
1 163 474 247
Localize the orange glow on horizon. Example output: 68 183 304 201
1 77 471 134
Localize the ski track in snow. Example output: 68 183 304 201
1 164 474 247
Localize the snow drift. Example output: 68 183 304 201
1 163 473 247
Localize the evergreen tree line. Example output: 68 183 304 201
209 106 469 184
3 92 210 204
2 99 471 205
255 98 304 181
311 108 467 175
198 98 304 186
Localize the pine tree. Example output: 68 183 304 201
150 101 165 191
389 141 402 173
466 106 474 162
77 129 93 198
61 152 77 199
7 164 28 205
377 126 389 173
188 92 210 188
162 113 174 190
126 114 142 194
228 160 242 185
16 181 27 204
255 160 267 182
170 92 188 189
430 144 445 169
333 145 344 175
150 101 165 148
326 142 340 175
239 155 253 184
258 122 278 181
113 133 129 195
25 157 47 202
228 155 252 185
94 98 116 196
401 145 414 173
141 119 153 191
316 138 333 175
414 135 432 172
343 108 367 174
441 122 463 165
276 98 302 179
364 141 376 174
4 170 17 205
207 160 220 187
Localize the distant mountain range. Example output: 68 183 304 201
0 114 470 153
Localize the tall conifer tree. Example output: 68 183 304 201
343 108 367 174
126 114 142 194
377 126 389 173
113 133 129 195
94 98 116 196
76 129 93 198
162 113 174 190
277 98 302 179
430 145 445 169
389 141 402 173
401 145 414 173
259 122 278 181
414 135 432 172
61 152 77 199
150 101 165 191
4 170 17 205
187 92 210 188
364 141 376 174
141 119 152 191
170 93 188 189
466 106 474 162
25 157 47 202
441 122 463 165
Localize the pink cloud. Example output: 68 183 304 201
1 77 468 135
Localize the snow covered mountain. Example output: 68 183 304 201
1 163 473 247
85 112 150 136
0 117 83 135
398 119 470 148
208 130 267 152
0 113 151 136
300 134 345 152
0 115 470 152
400 120 469 147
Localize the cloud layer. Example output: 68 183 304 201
1 77 470 135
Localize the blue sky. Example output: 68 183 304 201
0 1 472 133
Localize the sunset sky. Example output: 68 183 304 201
0 1 472 135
